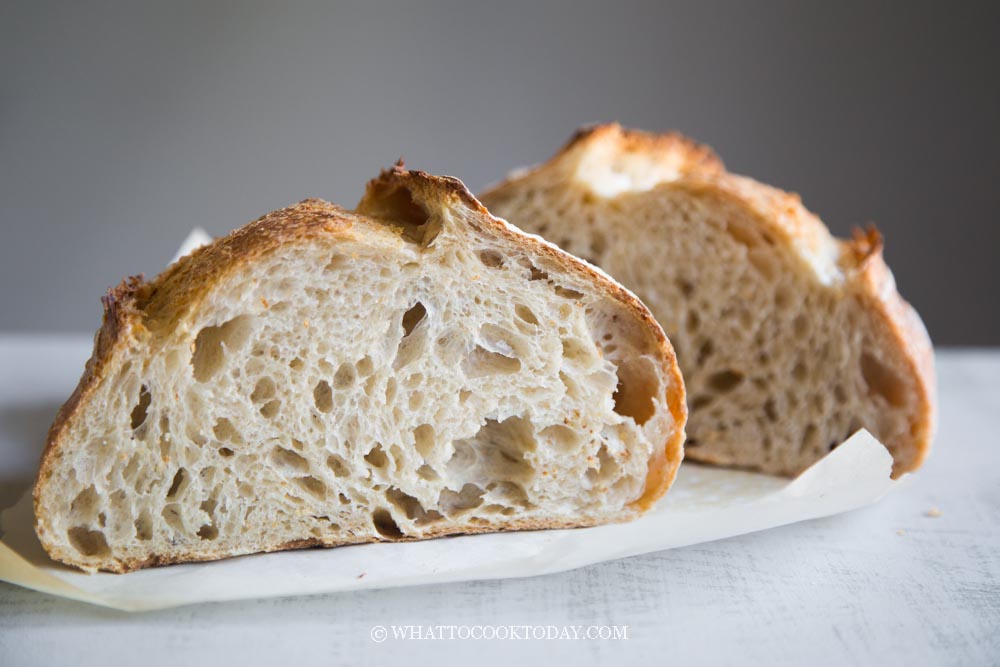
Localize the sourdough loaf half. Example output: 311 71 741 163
34 165 686 573
480 124 934 477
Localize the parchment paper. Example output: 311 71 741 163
0 430 904 611
0 231 907 611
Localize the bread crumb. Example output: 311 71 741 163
36 167 684 573
926 507 942 518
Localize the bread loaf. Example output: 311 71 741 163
34 164 686 572
480 125 934 477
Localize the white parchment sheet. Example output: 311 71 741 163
0 231 907 610
0 430 904 611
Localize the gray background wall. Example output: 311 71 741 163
1 1 997 344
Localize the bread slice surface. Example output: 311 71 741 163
480 124 934 477
34 165 685 572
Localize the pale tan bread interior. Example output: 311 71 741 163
34 168 685 572
481 125 934 478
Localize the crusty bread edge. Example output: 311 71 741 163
846 226 936 474
480 123 936 476
34 166 687 573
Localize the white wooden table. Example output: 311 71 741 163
0 338 997 666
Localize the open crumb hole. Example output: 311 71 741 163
612 358 659 425
68 526 109 557
541 424 581 453
197 524 219 540
313 380 334 412
413 424 435 459
134 511 153 540
191 315 256 382
860 351 907 407
386 487 442 525
166 468 188 499
364 444 389 469
478 249 504 268
401 302 427 337
707 369 744 393
514 304 539 326
213 417 240 443
327 454 350 477
438 484 485 516
272 446 309 473
333 363 356 389
371 185 440 246
295 476 327 499
372 508 404 539
130 384 151 430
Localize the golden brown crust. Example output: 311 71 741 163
35 164 687 572
141 199 357 332
847 228 936 473
481 123 936 476
555 123 724 176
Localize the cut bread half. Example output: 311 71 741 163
481 124 935 477
34 165 686 573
